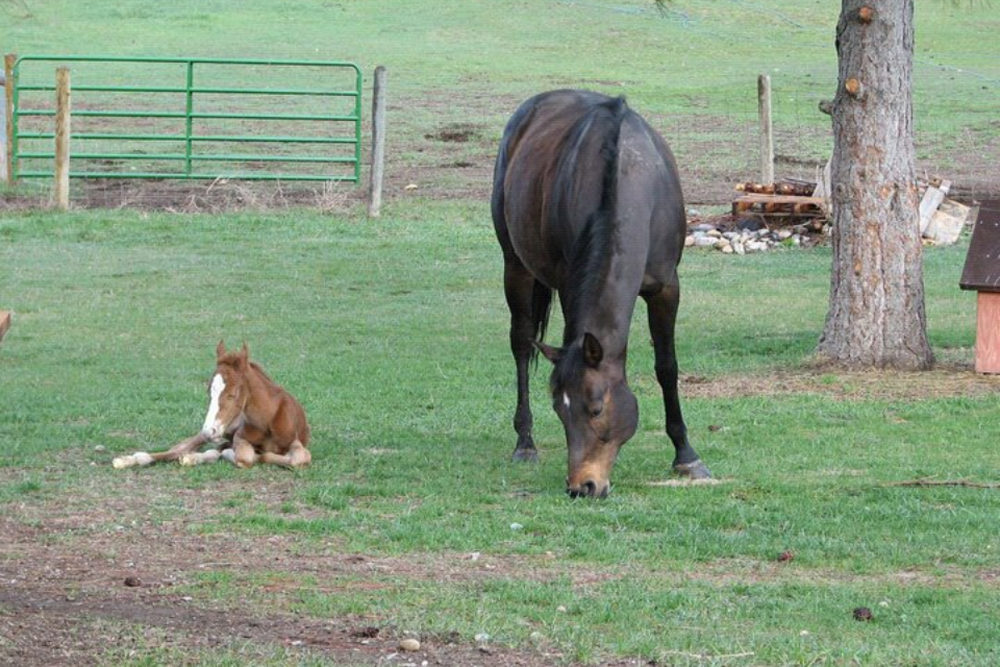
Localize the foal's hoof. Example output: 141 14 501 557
511 447 539 463
673 459 711 480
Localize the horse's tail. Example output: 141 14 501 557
529 280 553 364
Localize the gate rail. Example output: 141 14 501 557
6 55 362 182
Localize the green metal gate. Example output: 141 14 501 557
8 55 362 182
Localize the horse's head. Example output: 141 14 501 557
537 333 638 499
201 340 249 442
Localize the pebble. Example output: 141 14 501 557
474 632 490 643
399 638 421 651
509 522 523 531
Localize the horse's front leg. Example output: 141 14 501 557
503 262 544 463
230 435 260 469
644 285 711 479
259 440 312 469
112 432 211 469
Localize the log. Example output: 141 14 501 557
918 179 951 234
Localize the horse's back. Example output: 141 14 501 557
492 89 685 288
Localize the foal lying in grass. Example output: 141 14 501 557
113 341 311 469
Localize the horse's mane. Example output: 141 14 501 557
554 95 629 345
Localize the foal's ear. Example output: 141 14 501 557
582 332 604 368
533 340 563 364
216 339 227 360
235 341 249 367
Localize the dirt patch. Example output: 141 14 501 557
0 479 618 667
680 363 1000 401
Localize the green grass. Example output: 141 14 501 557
2 205 999 666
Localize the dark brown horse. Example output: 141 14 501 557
113 341 311 470
491 89 710 498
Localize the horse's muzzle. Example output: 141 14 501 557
567 479 610 499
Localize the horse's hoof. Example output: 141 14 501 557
673 459 711 480
220 449 237 464
179 453 196 466
511 447 539 463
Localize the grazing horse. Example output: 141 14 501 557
112 341 311 469
491 89 710 498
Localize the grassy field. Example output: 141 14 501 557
4 0 999 203
3 1 1000 666
2 204 999 666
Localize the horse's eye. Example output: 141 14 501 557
589 404 604 419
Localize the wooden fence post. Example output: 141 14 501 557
367 65 387 218
4 54 16 187
54 66 71 210
757 73 774 187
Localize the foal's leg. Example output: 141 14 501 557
112 432 210 469
644 284 711 479
259 441 312 469
503 261 543 462
231 436 260 469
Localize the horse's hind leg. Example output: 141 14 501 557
503 261 542 462
643 284 711 479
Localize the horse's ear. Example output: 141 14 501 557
533 341 563 364
216 340 227 360
235 341 249 368
582 333 603 368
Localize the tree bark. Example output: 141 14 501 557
817 0 933 369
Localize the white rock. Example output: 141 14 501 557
399 638 421 651
694 236 717 248
684 235 695 247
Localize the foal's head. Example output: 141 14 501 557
537 333 638 499
201 340 250 441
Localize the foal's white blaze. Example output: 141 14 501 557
201 373 226 440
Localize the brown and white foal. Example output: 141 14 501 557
113 341 311 469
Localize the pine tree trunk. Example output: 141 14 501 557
817 0 933 370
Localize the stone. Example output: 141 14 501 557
684 235 695 247
399 638 421 651
736 217 765 232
